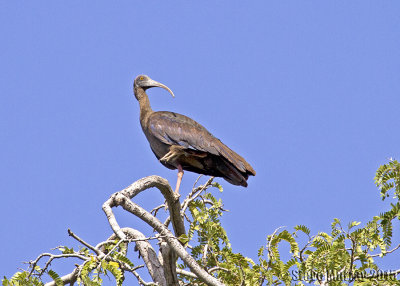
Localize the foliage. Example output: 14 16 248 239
175 160 400 285
3 242 131 286
3 160 400 285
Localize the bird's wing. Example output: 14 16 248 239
148 111 254 175
148 111 220 154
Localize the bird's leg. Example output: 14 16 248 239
175 164 184 195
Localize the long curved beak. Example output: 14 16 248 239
147 79 175 98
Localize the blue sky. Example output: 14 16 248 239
1 1 399 283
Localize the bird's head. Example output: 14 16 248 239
133 75 175 100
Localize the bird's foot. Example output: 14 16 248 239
160 146 187 163
159 151 175 163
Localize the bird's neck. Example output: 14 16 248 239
136 87 153 126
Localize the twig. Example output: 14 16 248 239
68 229 102 256
176 268 198 279
181 177 214 214
209 266 229 273
127 265 159 286
28 253 87 277
369 242 400 258
348 235 356 277
297 235 315 262
202 244 208 266
151 204 166 216
192 175 204 190
183 212 192 224
202 199 228 212
267 226 285 261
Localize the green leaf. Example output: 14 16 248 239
2 277 10 286
47 270 63 286
294 225 310 236
212 182 223 192
61 246 74 254
348 221 361 229
178 233 190 245
114 253 134 268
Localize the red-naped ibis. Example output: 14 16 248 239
133 75 255 194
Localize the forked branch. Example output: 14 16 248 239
102 175 224 286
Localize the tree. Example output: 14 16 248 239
3 159 400 285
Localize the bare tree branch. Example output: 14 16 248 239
202 244 209 266
176 268 198 279
103 175 185 238
28 253 86 277
181 177 214 215
103 175 225 286
67 228 102 256
369 242 400 258
44 267 79 286
109 227 167 286
159 242 179 286
21 176 225 285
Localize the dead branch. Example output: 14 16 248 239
44 267 79 286
103 175 185 239
108 227 167 286
103 175 225 286
23 176 224 286
181 177 214 215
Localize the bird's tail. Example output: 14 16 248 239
218 157 249 187
214 139 256 177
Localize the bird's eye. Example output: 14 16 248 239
140 76 144 81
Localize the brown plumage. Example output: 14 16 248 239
133 74 255 193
